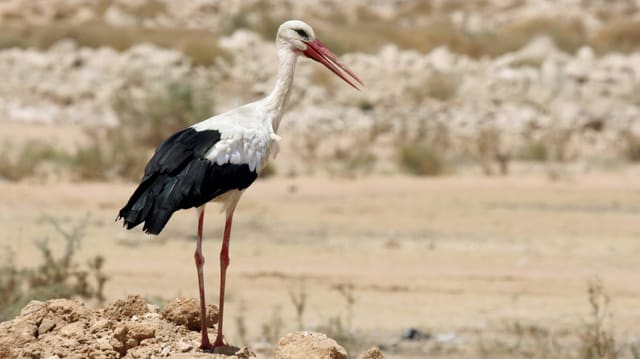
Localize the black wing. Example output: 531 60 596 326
118 127 258 235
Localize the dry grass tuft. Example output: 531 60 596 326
623 132 640 162
0 141 71 181
31 79 216 182
579 279 617 359
0 216 108 321
424 70 460 101
517 139 549 162
87 80 214 180
398 142 445 176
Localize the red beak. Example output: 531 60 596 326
302 39 364 90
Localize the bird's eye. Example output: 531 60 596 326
294 29 309 39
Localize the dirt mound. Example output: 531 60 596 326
0 295 247 359
161 297 218 331
0 295 384 359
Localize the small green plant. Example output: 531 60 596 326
398 142 444 176
334 283 356 332
0 141 71 181
424 70 460 101
317 282 359 354
235 301 248 346
330 147 377 177
259 162 277 179
72 131 112 181
319 316 353 347
112 81 214 148
0 247 20 319
623 132 640 162
473 281 626 358
260 305 284 344
72 79 214 180
579 279 617 359
517 140 549 162
288 282 307 330
0 216 108 321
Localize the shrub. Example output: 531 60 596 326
424 70 460 101
398 143 444 176
623 132 640 162
113 81 214 147
578 279 617 359
0 141 70 181
72 80 214 181
517 140 549 162
259 162 277 178
0 216 108 321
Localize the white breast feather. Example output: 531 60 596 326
197 124 271 172
192 102 278 173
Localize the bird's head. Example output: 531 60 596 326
277 20 363 90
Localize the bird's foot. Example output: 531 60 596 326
199 342 215 352
199 333 215 352
212 334 227 349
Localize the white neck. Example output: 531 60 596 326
263 47 298 132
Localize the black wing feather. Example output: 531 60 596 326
118 127 258 235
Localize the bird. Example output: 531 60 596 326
117 20 362 350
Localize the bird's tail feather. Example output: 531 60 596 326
118 175 176 235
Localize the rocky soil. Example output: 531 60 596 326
1 0 640 174
0 295 383 359
1 0 639 32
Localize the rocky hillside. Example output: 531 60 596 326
1 0 640 176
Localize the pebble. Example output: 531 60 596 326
38 318 56 335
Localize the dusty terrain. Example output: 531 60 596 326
2 0 640 177
1 1 639 357
1 173 639 357
0 294 379 358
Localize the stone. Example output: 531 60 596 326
161 297 218 331
104 295 149 320
37 318 56 335
357 347 385 359
126 322 155 341
176 340 192 353
112 325 128 342
89 319 112 333
275 331 348 359
58 322 85 337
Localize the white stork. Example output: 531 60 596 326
118 20 362 350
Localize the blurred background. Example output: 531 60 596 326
0 0 639 358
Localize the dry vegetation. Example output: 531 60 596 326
2 1 640 61
0 141 70 181
1 2 640 180
1 1 640 354
2 235 637 358
0 20 229 66
0 216 107 321
0 80 214 181
81 80 215 180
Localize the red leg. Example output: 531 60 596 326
213 211 234 348
194 207 213 350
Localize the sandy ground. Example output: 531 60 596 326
1 174 639 355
